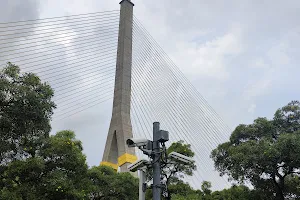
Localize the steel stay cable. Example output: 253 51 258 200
131 70 208 181
132 44 225 151
53 95 113 121
53 77 115 103
132 59 219 189
132 28 228 148
0 22 118 48
132 30 224 148
132 22 226 140
133 24 227 145
0 31 118 59
16 53 115 86
131 112 150 162
0 28 117 57
131 97 152 140
3 50 116 79
136 27 229 144
0 15 119 36
42 59 115 86
0 24 118 47
133 19 232 138
22 59 115 98
0 32 117 63
54 88 114 116
54 79 114 103
132 46 224 159
131 48 214 172
130 68 158 140
131 38 213 175
55 80 114 104
130 92 202 188
53 81 124 119
29 57 116 81
132 66 216 182
132 33 229 185
49 67 115 90
0 36 112 65
0 10 119 27
18 47 116 76
0 10 120 25
0 19 118 43
9 48 116 97
3 36 117 67
131 69 207 185
54 73 115 95
132 27 230 187
130 65 204 187
51 71 115 97
12 46 116 72
56 84 114 111
132 47 223 149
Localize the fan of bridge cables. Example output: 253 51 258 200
131 17 231 190
0 10 231 190
0 10 120 121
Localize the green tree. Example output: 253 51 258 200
0 130 90 200
211 101 300 200
145 141 196 200
1 64 140 199
0 62 56 196
87 165 139 199
171 183 268 200
211 185 257 200
162 141 197 199
39 130 89 199
0 157 45 200
201 181 212 196
0 62 56 164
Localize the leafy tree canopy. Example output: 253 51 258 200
0 64 138 199
0 62 56 163
211 101 300 200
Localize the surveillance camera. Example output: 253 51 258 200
126 138 150 148
157 130 169 143
169 152 193 164
127 159 150 172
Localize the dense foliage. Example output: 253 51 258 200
211 101 300 200
0 64 138 199
0 62 56 164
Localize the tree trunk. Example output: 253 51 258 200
273 173 285 200
275 189 284 200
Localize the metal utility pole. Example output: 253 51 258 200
139 168 146 200
127 122 193 200
101 0 137 172
152 122 161 200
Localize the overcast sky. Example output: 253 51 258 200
1 0 300 190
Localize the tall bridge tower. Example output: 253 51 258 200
100 0 137 172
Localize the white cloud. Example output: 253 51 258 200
267 41 290 66
173 28 243 80
248 104 256 114
243 76 272 100
251 58 269 69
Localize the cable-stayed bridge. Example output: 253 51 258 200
0 1 231 190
